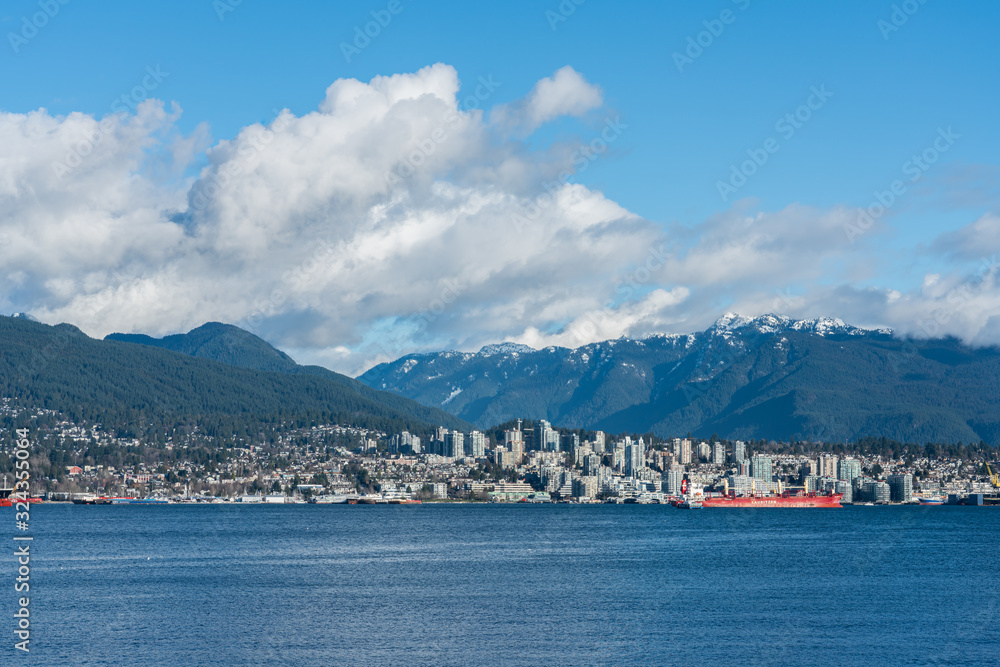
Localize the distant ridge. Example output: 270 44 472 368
104 322 469 431
0 315 470 441
359 313 1000 444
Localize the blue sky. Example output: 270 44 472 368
1 0 998 372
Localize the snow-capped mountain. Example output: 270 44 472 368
358 313 1000 444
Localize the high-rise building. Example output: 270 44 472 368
625 443 643 478
662 465 685 495
801 460 818 481
592 431 606 454
562 432 580 454
612 445 625 472
466 431 486 458
680 439 692 465
444 431 464 458
533 420 560 452
711 442 725 466
583 453 601 477
733 441 747 464
750 455 773 482
572 476 598 498
504 426 524 463
888 474 913 503
863 481 891 503
534 420 551 452
818 454 838 478
389 431 421 454
837 458 861 483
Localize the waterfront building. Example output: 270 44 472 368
725 474 754 496
432 483 448 499
663 464 684 495
751 455 773 482
863 481 891 504
625 443 643 478
487 481 534 502
572 476 598 499
888 474 913 503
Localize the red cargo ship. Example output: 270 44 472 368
0 483 43 506
702 491 843 508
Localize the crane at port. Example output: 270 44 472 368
987 462 1000 490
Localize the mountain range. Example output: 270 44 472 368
358 314 1000 444
0 316 468 439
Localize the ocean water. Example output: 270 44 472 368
6 504 999 666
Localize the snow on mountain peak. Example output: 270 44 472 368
478 342 536 357
710 313 889 337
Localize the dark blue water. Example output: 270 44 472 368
4 504 999 666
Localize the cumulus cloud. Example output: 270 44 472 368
491 65 603 136
3 63 999 376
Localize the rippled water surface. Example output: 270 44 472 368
8 504 1000 665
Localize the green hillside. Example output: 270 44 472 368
0 316 468 440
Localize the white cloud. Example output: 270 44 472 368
3 64 999 376
491 65 603 135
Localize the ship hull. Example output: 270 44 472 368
702 493 843 508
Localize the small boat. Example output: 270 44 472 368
677 499 703 509
95 497 134 505
918 496 944 505
311 494 352 504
